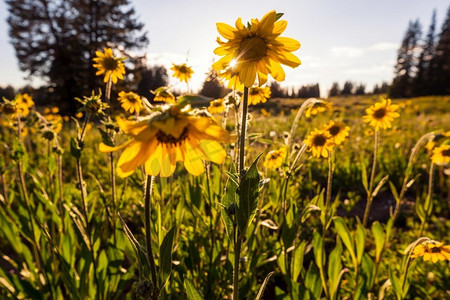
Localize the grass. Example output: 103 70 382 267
0 94 449 299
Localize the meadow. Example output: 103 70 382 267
1 10 450 300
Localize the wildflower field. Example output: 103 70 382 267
1 10 450 300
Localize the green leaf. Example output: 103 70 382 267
355 222 366 265
372 175 389 197
361 161 369 193
371 221 385 263
159 226 176 289
236 154 262 234
389 181 400 203
183 276 204 300
275 12 284 21
178 95 212 107
255 271 274 300
118 213 150 279
291 241 306 281
98 128 114 147
221 164 238 240
328 238 343 300
312 231 324 268
389 268 402 300
70 137 82 159
333 217 357 267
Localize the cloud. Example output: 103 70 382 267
330 42 399 58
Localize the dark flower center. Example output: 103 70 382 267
126 95 137 103
430 246 441 253
156 127 189 145
373 108 386 119
238 37 267 61
312 134 327 147
328 125 341 136
442 149 450 157
2 104 17 114
103 57 119 71
178 66 189 74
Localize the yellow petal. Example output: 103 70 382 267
199 140 226 164
183 140 205 176
145 144 162 176
99 139 133 153
217 22 236 40
276 37 301 51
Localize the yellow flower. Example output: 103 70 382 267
16 93 34 109
118 91 143 114
263 147 286 169
363 98 399 130
44 113 63 133
305 101 332 118
208 98 226 114
260 108 271 117
75 112 83 119
92 48 125 84
51 106 59 114
99 105 230 177
248 86 271 105
213 10 301 88
411 241 450 263
323 120 350 145
170 63 194 83
431 144 450 165
304 128 334 158
153 87 176 104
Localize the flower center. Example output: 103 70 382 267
126 95 137 103
328 125 341 136
2 104 17 115
237 37 267 62
156 127 189 145
250 89 260 95
179 66 189 74
430 246 441 253
442 149 450 157
373 108 386 119
312 134 327 147
103 57 119 71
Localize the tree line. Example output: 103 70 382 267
389 6 450 98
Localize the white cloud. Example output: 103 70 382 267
330 42 399 58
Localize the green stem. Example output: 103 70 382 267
325 150 334 213
144 175 158 293
233 86 249 300
238 87 249 174
363 130 379 227
418 163 435 237
105 78 117 241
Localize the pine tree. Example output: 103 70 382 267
415 10 437 96
341 81 354 95
389 20 422 98
328 82 340 97
137 65 169 102
6 0 148 112
429 6 450 95
199 69 227 99
355 83 366 95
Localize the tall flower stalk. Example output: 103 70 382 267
362 130 379 227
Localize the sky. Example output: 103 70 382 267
0 0 448 97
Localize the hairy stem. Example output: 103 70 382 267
363 130 379 227
144 175 158 291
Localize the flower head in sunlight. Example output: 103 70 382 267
208 98 226 114
43 112 63 133
16 93 34 110
323 120 350 145
411 241 450 263
153 86 176 104
363 97 399 130
118 91 143 114
170 63 194 83
93 48 126 84
431 144 450 166
99 105 230 177
75 91 109 116
263 147 286 169
305 100 332 118
213 10 301 88
248 86 271 105
304 128 334 158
